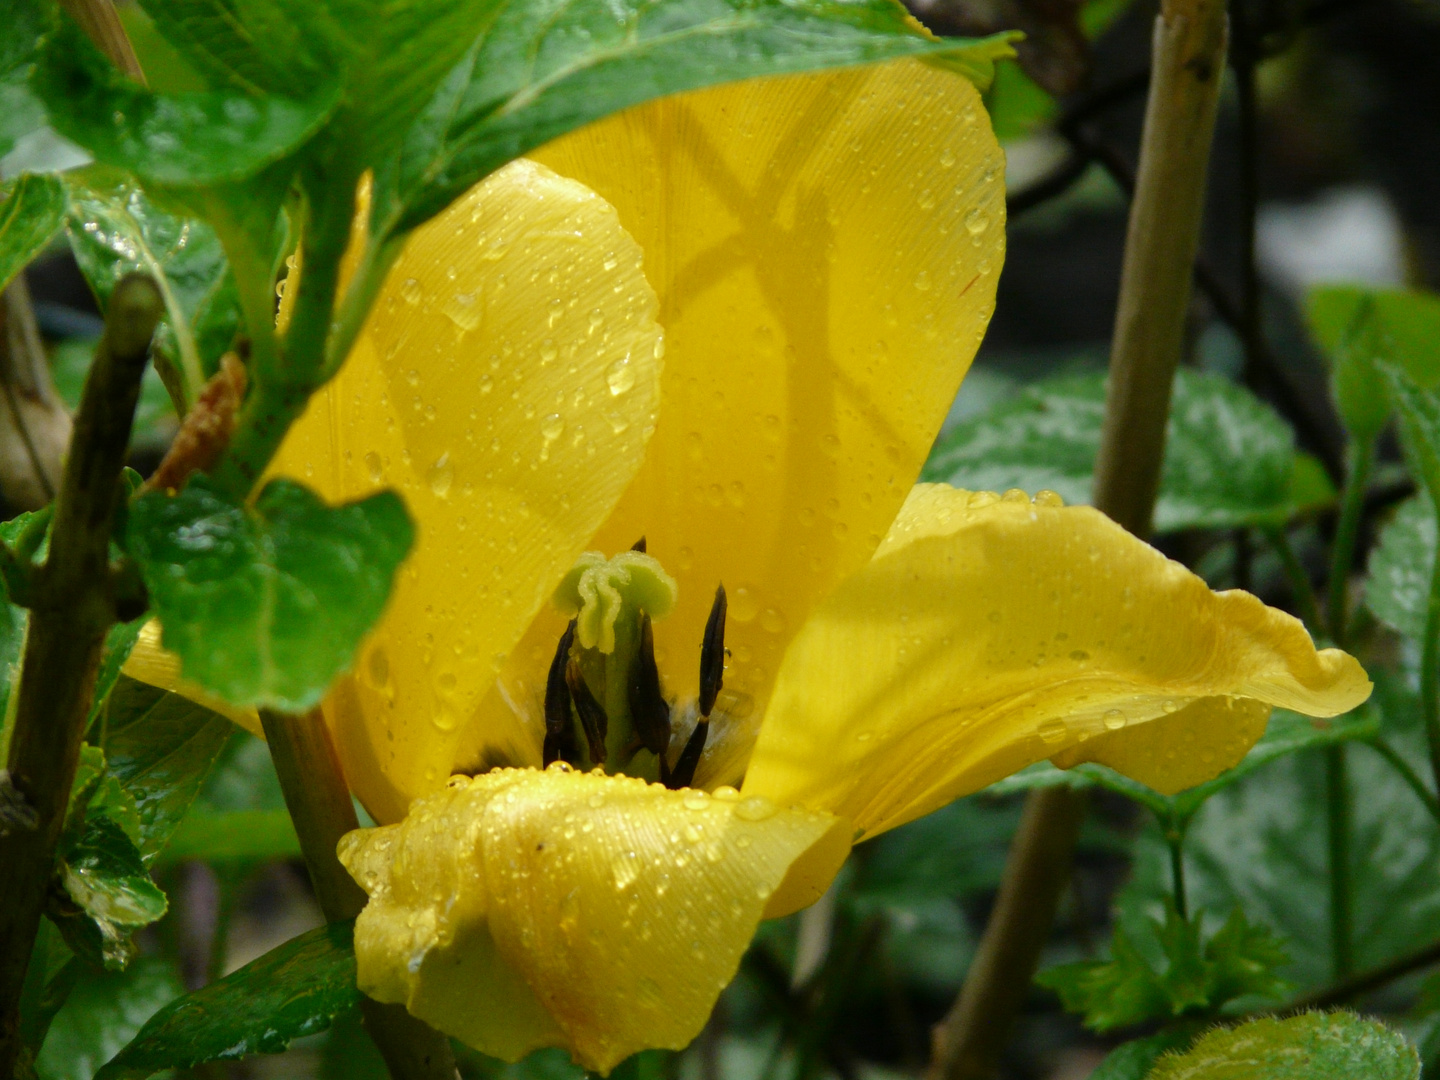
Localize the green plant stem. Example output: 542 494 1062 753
1167 820 1189 921
1323 744 1354 979
1289 934 1440 1011
1363 738 1440 825
1262 526 1325 636
1420 524 1440 798
927 0 1227 1074
0 274 162 1077
259 708 456 1080
211 178 356 497
1318 439 1372 985
1327 438 1374 647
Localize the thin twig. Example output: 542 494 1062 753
1288 936 1440 1011
928 0 1229 1073
259 708 458 1080
1261 526 1325 634
0 275 162 1075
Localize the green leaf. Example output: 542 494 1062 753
63 166 240 398
0 0 51 160
50 811 168 971
86 619 146 733
97 921 362 1078
923 369 1327 534
1117 673 1440 993
1038 903 1287 1032
33 16 340 188
197 730 286 813
1307 285 1440 443
155 807 300 864
36 958 184 1080
97 675 234 861
1145 1012 1418 1080
1367 495 1433 641
373 0 1017 237
127 476 414 710
0 173 67 293
1384 361 1440 506
1091 1029 1202 1080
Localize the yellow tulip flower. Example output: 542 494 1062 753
125 59 1369 1075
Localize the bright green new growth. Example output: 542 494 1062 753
1145 1012 1419 1080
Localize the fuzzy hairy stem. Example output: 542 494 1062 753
0 275 162 1076
927 0 1229 1073
259 708 458 1080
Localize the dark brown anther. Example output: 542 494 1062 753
543 620 578 767
699 584 727 718
628 612 671 755
566 659 609 766
631 536 647 553
668 717 709 790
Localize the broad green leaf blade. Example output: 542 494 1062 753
376 0 1017 236
33 17 340 187
134 0 331 98
64 166 240 397
155 808 301 864
36 958 184 1080
0 0 51 160
86 619 146 732
1307 285 1440 443
1384 362 1440 506
1366 495 1433 641
99 675 233 862
50 814 168 971
1146 1012 1418 1080
0 172 66 293
923 370 1327 533
127 476 415 711
96 921 361 1079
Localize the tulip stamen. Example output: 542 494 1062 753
667 585 728 790
628 612 671 756
566 658 609 765
543 620 579 767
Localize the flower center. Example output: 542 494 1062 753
545 541 727 789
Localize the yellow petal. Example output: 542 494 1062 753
1049 696 1271 793
507 59 1006 788
270 160 663 824
121 621 263 736
340 767 846 1073
742 485 1372 838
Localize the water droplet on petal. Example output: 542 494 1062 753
735 796 776 822
606 355 635 396
427 454 454 497
1103 709 1127 731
